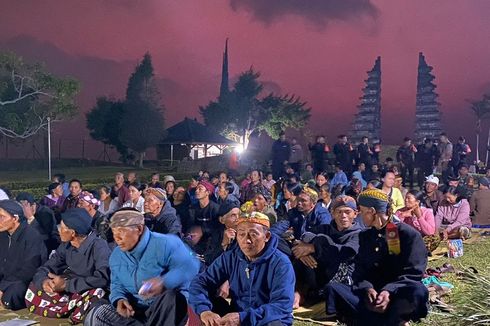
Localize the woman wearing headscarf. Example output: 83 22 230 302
323 189 428 326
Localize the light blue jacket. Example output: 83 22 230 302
109 227 199 307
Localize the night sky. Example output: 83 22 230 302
1 0 490 146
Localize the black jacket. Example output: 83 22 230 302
91 211 113 244
357 143 372 166
189 200 221 233
271 140 291 166
0 223 47 286
31 206 60 253
333 143 353 171
396 145 416 165
145 200 182 236
309 221 362 284
352 222 427 293
416 144 439 170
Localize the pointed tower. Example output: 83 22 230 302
219 38 229 101
415 52 442 141
350 56 382 144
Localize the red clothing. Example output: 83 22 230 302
115 185 130 208
396 207 436 236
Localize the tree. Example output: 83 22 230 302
119 53 164 168
468 95 490 163
0 52 79 139
200 68 311 149
86 97 128 161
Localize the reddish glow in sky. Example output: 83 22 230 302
1 0 490 144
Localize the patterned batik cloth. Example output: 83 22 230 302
24 282 105 324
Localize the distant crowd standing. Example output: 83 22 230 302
0 131 488 326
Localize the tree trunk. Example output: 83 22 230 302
476 129 480 163
139 151 145 168
242 129 253 150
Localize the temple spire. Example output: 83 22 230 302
219 38 229 101
415 52 442 141
350 56 382 144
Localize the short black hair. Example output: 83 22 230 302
53 173 66 183
69 178 82 188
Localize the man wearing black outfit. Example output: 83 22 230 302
271 132 291 180
396 137 417 188
416 138 439 188
0 200 47 310
357 136 372 168
333 135 354 177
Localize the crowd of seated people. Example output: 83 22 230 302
0 132 486 325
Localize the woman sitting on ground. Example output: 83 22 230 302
317 183 332 211
435 186 472 240
97 185 118 216
40 182 66 211
395 190 439 252
122 182 145 213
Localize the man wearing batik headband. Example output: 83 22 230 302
291 196 362 309
86 208 199 326
271 186 331 241
143 187 182 236
323 189 428 326
190 211 295 326
77 191 111 242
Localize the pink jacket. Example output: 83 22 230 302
396 206 436 236
435 199 472 233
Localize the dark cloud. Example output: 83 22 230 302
229 0 378 26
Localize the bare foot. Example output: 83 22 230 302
293 291 301 309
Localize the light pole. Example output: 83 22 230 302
47 117 52 180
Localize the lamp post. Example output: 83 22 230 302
47 117 52 180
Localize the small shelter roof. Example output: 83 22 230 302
160 117 237 146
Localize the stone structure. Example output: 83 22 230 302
415 52 443 141
351 56 382 144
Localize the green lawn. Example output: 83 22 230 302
294 235 490 325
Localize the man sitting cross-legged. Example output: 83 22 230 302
0 200 47 310
189 211 295 326
26 208 111 324
86 208 200 326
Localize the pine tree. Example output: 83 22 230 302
120 53 164 167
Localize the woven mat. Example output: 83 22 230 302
293 302 338 325
0 306 69 326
